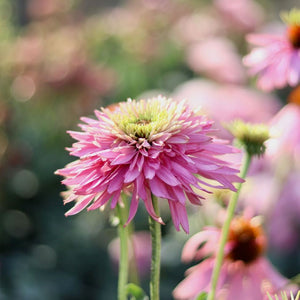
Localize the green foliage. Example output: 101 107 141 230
126 283 149 300
281 8 300 25
196 292 208 300
226 120 270 156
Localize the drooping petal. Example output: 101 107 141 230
65 195 95 216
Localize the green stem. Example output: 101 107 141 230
128 222 140 285
149 195 161 300
117 203 129 300
207 152 252 300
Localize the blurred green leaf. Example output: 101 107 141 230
126 283 148 300
196 292 208 300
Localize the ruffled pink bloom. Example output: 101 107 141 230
244 28 300 91
56 96 242 233
173 217 288 299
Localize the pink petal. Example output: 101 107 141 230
65 194 94 216
156 165 180 186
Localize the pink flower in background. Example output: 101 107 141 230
173 79 280 139
214 0 264 33
269 171 300 252
186 37 246 84
108 231 151 278
173 216 288 300
27 0 69 19
172 12 223 46
244 10 300 91
11 27 115 104
56 96 242 233
266 103 300 162
239 172 275 216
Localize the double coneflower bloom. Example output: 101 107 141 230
56 96 242 232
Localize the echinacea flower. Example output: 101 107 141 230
173 216 288 299
244 9 300 91
55 96 242 233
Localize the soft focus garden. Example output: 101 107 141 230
0 0 300 299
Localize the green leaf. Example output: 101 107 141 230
125 283 148 300
196 292 208 300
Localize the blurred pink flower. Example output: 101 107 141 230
11 26 115 105
56 96 242 233
185 38 246 84
214 0 264 33
108 231 151 278
173 217 288 300
172 12 223 46
266 103 300 162
27 0 70 19
244 22 300 91
239 172 275 216
173 79 280 139
268 171 300 252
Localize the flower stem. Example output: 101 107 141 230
117 203 129 300
149 195 161 300
207 152 252 300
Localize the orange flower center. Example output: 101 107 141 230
287 25 300 48
227 217 266 264
288 85 300 106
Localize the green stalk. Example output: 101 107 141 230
149 195 161 300
117 203 129 300
207 152 252 300
128 222 140 285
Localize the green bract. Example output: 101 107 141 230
227 120 270 156
281 8 300 26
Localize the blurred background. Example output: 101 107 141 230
0 0 299 299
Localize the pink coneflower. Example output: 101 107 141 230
55 96 242 233
244 9 300 91
173 216 288 299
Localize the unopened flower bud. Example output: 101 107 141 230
227 120 269 156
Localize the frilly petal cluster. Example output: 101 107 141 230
56 96 242 233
